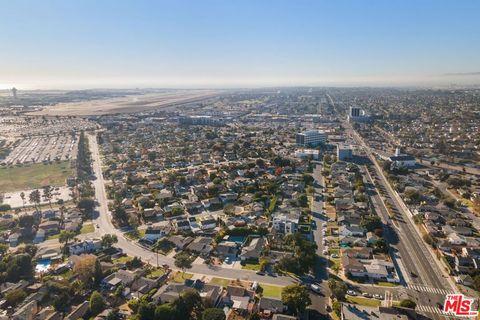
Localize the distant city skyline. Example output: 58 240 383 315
1 0 480 89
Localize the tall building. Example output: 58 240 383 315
12 87 17 99
337 144 353 161
296 130 327 147
350 106 361 118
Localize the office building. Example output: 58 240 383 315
296 130 327 147
337 144 353 161
348 106 370 123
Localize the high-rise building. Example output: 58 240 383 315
296 130 327 147
350 106 361 118
12 87 17 99
337 144 353 160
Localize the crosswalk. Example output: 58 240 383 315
407 284 456 295
416 304 445 315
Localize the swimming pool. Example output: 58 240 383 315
35 259 51 273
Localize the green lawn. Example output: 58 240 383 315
112 255 134 264
260 284 283 298
210 277 232 287
346 296 381 307
242 263 261 271
80 223 94 234
147 268 166 279
125 229 146 240
172 272 193 283
0 161 73 192
47 234 60 240
377 281 399 287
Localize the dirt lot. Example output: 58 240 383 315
28 90 220 116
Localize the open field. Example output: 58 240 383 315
0 161 73 193
28 90 220 116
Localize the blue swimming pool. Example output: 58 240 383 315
35 259 51 273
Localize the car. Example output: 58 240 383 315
347 290 357 296
310 284 321 293
373 294 383 300
362 292 372 298
96 224 100 228
331 253 339 258
256 271 265 276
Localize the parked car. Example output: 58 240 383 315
373 294 384 300
362 292 372 298
347 290 357 296
310 284 321 293
256 271 265 276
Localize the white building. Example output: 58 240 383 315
389 148 416 168
296 130 327 147
69 238 102 255
294 148 320 160
272 212 300 234
337 144 353 161
143 225 172 242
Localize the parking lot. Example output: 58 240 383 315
2 135 78 165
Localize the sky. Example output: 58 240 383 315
1 0 480 89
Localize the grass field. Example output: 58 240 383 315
112 255 134 264
242 263 261 271
147 268 166 279
0 161 73 192
80 223 94 234
377 281 399 287
260 284 283 298
172 272 193 283
210 277 232 287
346 296 381 307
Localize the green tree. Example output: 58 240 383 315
28 189 41 211
89 291 106 315
399 299 417 309
155 303 176 320
281 284 312 315
328 279 347 301
174 252 192 277
59 230 76 254
5 288 26 307
78 197 95 212
43 185 53 208
202 308 226 320
101 234 118 248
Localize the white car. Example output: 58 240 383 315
310 284 321 293
373 294 384 300
347 290 357 296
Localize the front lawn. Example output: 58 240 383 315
346 296 381 307
210 277 232 287
125 229 146 240
260 284 283 298
172 272 193 283
80 223 95 234
112 255 134 264
242 263 261 271
147 268 166 279
377 281 399 287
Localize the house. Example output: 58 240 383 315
214 241 239 258
65 301 89 320
240 237 266 262
33 229 46 244
69 239 102 255
272 212 299 234
341 256 366 277
38 221 60 236
454 256 477 274
153 283 189 303
448 233 467 245
224 285 254 314
198 215 217 230
174 219 191 232
339 225 366 237
102 269 143 290
129 276 159 298
12 300 38 320
258 297 285 317
143 225 172 242
8 232 20 247
186 237 213 256
342 247 372 259
167 235 194 250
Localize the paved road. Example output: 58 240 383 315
344 124 457 320
88 133 296 287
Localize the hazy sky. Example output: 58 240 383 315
1 0 480 89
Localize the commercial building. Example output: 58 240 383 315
296 130 327 147
337 144 353 161
294 148 320 160
348 107 370 123
389 148 416 168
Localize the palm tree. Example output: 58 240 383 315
19 192 25 210
29 190 41 212
59 230 76 254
